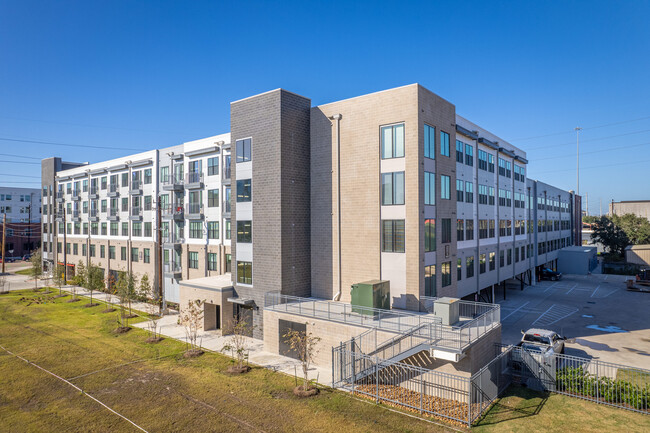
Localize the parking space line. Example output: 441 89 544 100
590 285 600 298
544 281 559 292
602 289 617 298
566 284 578 295
501 301 530 322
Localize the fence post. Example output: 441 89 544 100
420 377 424 414
376 361 379 403
467 377 472 427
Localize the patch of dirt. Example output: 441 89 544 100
226 365 251 374
183 349 205 358
42 290 53 295
269 390 291 399
114 326 132 334
65 298 81 303
83 303 100 308
126 313 139 319
102 308 116 313
293 385 319 398
53 294 68 298
145 336 164 344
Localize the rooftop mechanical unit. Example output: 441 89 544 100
350 280 390 316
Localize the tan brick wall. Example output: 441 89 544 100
178 284 234 331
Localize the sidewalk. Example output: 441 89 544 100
58 285 333 385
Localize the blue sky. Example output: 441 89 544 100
1 0 649 214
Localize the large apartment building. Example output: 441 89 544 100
42 84 581 345
1 186 42 258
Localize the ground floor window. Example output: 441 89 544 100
237 261 252 284
208 253 218 271
424 265 436 297
189 251 199 269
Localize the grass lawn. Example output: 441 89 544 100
14 268 33 275
1 290 648 433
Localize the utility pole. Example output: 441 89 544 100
157 195 164 315
28 196 32 252
600 197 602 216
2 213 6 274
585 192 589 216
575 127 582 196
63 206 68 283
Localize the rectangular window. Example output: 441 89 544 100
441 262 451 287
236 138 252 163
455 140 464 163
466 256 475 278
465 181 473 203
425 265 436 297
381 172 405 205
189 251 199 269
120 246 127 261
207 157 219 176
122 222 128 236
121 172 128 187
144 222 152 237
208 253 218 271
101 199 107 213
189 221 202 239
479 254 486 274
91 222 98 235
489 219 495 238
236 179 251 202
101 176 107 190
424 124 435 159
132 222 142 237
208 189 219 207
478 149 487 171
507 248 512 265
457 219 464 241
225 219 231 239
440 175 450 200
109 246 115 260
121 197 128 211
237 261 252 284
466 219 474 240
82 223 88 235
456 179 464 202
144 195 152 211
489 252 496 271
465 144 473 166
131 247 139 262
110 222 118 236
500 250 505 267
457 259 462 281
441 218 451 244
237 221 252 243
143 168 152 184
424 218 435 252
424 172 435 205
479 219 488 239
100 245 105 258
381 124 405 159
143 248 150 263
488 154 495 173
207 221 219 239
440 131 450 157
381 220 405 253
82 244 87 257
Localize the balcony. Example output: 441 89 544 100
187 203 203 219
222 165 231 185
108 183 119 197
55 191 65 203
163 263 182 279
162 203 184 220
108 207 119 221
129 179 142 195
54 212 64 222
89 186 99 199
162 174 184 191
72 210 81 222
89 208 99 222
184 172 204 189
163 232 184 248
129 206 142 221
71 190 81 201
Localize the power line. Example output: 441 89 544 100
533 140 650 161
0 174 41 178
0 160 41 165
0 153 41 160
524 128 650 151
532 157 650 174
0 137 151 151
511 115 650 141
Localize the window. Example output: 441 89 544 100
441 218 451 244
189 251 199 269
82 244 87 257
237 221 252 243
489 252 496 271
208 157 219 176
132 222 142 237
500 250 505 267
507 248 512 265
465 144 473 166
441 262 451 287
208 253 218 271
131 247 139 262
236 138 251 163
82 223 88 235
110 222 118 236
499 219 507 237
381 124 405 159
160 166 169 183
457 259 462 281
515 246 520 262
455 140 463 163
488 154 495 173
189 221 202 239
208 221 219 239
489 219 495 238
225 219 231 239
457 219 464 241
121 172 128 187
82 179 88 192
83 201 88 214
99 245 105 258
424 124 435 159
237 261 252 284
465 181 473 203
456 179 464 202
381 220 405 253
479 254 486 274
122 222 128 236
143 168 152 184
121 246 127 261
466 219 474 240
144 196 152 211
121 197 128 211
425 265 436 297
144 222 152 237
109 246 115 259
381 172 405 205
478 150 488 171
488 187 495 205
91 222 98 235
208 189 219 207
440 131 450 157
101 176 107 190
424 172 435 205
479 219 488 239
425 219 435 252
143 248 150 264
466 256 475 278
506 161 511 178
236 179 251 202
478 185 488 205
440 175 450 200
101 200 107 213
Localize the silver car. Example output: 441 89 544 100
520 328 566 354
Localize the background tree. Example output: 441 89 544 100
73 260 87 290
29 248 42 290
283 326 321 390
125 271 138 316
138 273 151 302
85 263 104 306
582 215 598 224
612 213 650 245
591 216 629 256
179 299 204 354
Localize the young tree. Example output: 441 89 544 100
0 275 7 294
283 325 321 391
138 273 151 302
222 317 254 371
85 262 104 306
73 260 87 290
115 271 129 327
144 302 162 342
29 248 43 291
125 271 138 317
179 299 204 355
53 264 65 295
591 216 629 256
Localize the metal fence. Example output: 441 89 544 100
469 347 514 423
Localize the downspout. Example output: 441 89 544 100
330 114 343 301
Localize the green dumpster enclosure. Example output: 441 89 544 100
350 280 390 315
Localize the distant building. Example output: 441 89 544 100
625 245 650 267
609 200 650 220
0 186 42 258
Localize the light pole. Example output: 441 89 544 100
575 127 582 196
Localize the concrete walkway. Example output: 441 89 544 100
51 284 333 386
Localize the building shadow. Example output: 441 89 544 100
473 385 549 426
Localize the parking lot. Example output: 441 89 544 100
498 273 650 368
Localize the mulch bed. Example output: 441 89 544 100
145 336 164 344
102 308 116 313
53 294 68 298
65 298 81 303
183 349 205 358
83 303 100 308
226 365 251 374
114 326 132 334
293 385 319 397
126 314 139 319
